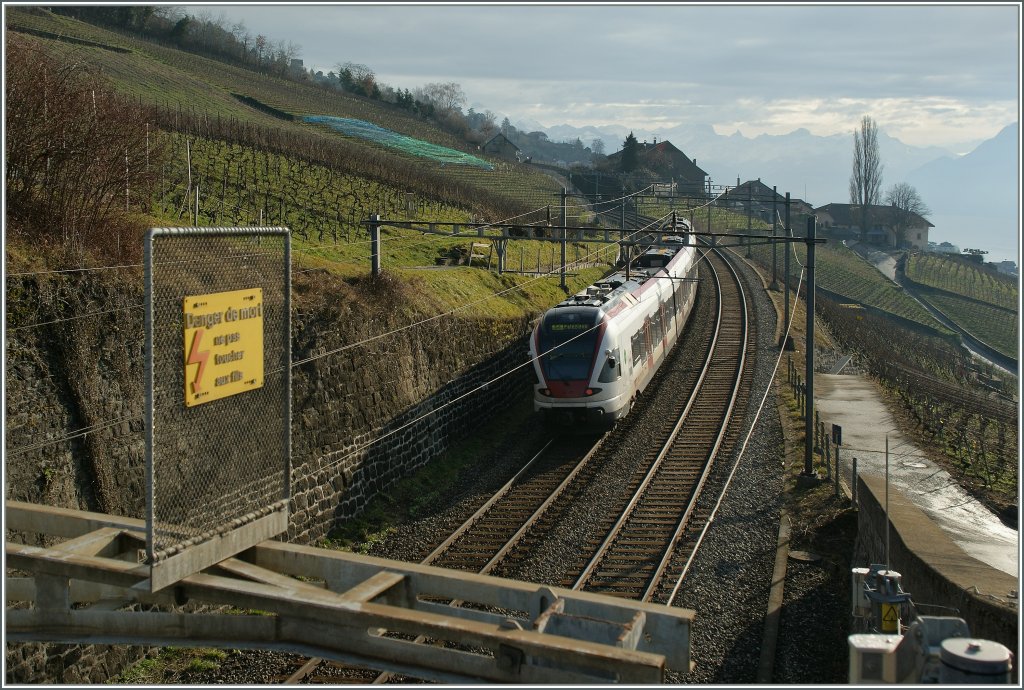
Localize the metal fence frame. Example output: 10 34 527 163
144 227 291 591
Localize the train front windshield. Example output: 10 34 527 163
537 309 601 381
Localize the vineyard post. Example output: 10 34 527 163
852 457 858 506
834 442 841 498
370 214 381 278
802 215 817 478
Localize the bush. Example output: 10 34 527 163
5 33 164 266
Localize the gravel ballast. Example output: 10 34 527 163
127 251 854 684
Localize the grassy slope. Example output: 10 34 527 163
904 253 1018 358
5 8 565 213
906 253 1017 310
745 239 951 334
6 8 607 316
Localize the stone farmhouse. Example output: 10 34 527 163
607 139 709 195
815 202 933 250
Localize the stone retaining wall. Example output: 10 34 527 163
4 268 537 683
854 473 1018 654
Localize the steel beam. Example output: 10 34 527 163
5 501 694 683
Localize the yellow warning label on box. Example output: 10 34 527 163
881 603 899 632
183 288 264 407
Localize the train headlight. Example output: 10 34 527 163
584 388 602 396
539 388 552 396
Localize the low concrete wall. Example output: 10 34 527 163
855 473 1018 653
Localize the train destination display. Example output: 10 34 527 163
183 288 264 407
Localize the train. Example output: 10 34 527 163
529 224 700 429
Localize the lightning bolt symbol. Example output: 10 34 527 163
187 329 209 394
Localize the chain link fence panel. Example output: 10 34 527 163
145 227 290 563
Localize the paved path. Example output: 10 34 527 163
815 373 1018 577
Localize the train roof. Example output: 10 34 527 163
549 241 692 314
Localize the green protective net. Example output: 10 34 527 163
304 115 494 170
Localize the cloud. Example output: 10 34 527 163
208 3 1020 148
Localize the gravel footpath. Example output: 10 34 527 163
151 252 853 684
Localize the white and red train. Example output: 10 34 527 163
529 229 699 429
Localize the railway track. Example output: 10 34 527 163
280 242 753 684
277 434 606 684
571 245 748 602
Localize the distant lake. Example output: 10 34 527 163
927 213 1020 265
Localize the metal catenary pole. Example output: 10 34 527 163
619 187 626 265
746 181 753 257
802 215 817 477
560 188 567 291
783 193 791 346
771 186 779 290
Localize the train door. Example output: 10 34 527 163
644 316 653 369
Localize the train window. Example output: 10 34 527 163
538 310 601 381
652 310 662 343
636 253 666 269
631 332 643 366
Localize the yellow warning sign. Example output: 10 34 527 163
183 288 264 407
881 603 899 632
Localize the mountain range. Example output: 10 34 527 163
512 118 1020 263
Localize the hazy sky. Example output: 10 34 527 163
198 3 1020 151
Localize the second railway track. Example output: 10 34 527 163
282 241 758 684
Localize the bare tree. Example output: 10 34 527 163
254 34 267 62
418 82 466 114
591 138 606 156
885 182 931 248
478 109 497 138
849 115 883 242
338 62 375 96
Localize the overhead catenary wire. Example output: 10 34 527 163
5 182 665 283
291 213 673 367
6 206 582 332
305 239 708 481
6 213 671 457
665 256 806 607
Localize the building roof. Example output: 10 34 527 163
815 203 933 228
607 139 708 179
483 133 520 151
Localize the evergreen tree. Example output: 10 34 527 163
620 131 639 172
